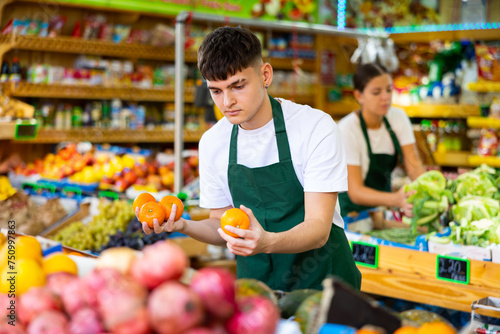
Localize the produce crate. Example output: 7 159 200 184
40 202 91 238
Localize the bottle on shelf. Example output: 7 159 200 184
9 57 21 82
71 106 83 128
55 103 65 130
136 105 146 129
101 100 111 128
91 101 102 127
33 108 44 127
82 103 92 127
64 104 72 130
111 98 122 129
0 59 10 83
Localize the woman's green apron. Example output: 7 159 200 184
227 95 361 292
339 111 402 215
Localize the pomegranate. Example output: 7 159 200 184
0 293 16 323
27 310 69 334
131 241 188 289
61 278 94 315
18 287 61 325
190 267 236 320
46 272 78 298
225 296 280 334
68 308 103 334
97 275 149 334
185 328 220 334
148 281 204 334
85 267 123 293
0 323 25 334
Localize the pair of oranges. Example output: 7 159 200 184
133 193 184 228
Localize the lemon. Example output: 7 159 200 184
0 236 43 269
0 258 46 295
43 253 78 276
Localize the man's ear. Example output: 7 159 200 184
353 90 362 104
262 62 273 87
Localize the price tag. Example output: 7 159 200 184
63 186 82 198
14 119 38 140
351 241 379 269
436 255 469 284
37 184 56 196
99 190 119 201
21 182 37 192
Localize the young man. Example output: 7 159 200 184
142 26 361 292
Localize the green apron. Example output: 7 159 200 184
339 111 402 215
227 95 361 291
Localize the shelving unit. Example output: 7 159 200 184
431 151 472 168
398 104 480 118
390 28 500 43
0 122 15 139
467 116 500 129
468 155 500 168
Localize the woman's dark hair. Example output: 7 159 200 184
198 26 262 81
353 63 389 92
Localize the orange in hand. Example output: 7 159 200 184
159 195 184 221
138 202 166 228
220 208 250 238
133 192 156 212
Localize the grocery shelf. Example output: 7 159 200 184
266 57 316 72
432 151 471 167
0 122 16 140
468 155 500 168
397 104 480 118
2 82 195 102
325 100 359 117
359 243 500 315
0 34 199 61
275 93 315 105
468 82 500 93
16 128 205 143
467 116 500 129
390 28 500 43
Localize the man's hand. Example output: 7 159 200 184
136 204 186 235
218 205 271 256
397 187 415 218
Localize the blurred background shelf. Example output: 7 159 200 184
432 151 472 167
390 28 500 43
0 122 16 140
397 104 480 118
467 116 500 129
468 82 500 93
468 155 500 168
15 128 205 143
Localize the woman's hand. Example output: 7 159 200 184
136 205 186 235
218 205 271 256
396 187 415 217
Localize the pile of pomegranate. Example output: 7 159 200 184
4 241 280 334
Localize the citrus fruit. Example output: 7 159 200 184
132 192 157 212
0 258 46 295
417 322 456 334
394 326 418 334
220 208 250 238
0 235 42 268
43 253 78 276
159 195 184 221
139 202 166 228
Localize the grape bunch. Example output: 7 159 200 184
51 199 135 252
99 217 171 252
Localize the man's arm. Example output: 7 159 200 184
220 192 336 256
401 143 425 181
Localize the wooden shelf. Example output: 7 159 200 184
0 122 16 140
359 243 500 314
275 93 315 105
0 34 200 61
432 151 471 167
15 128 205 143
468 82 500 93
397 104 480 118
468 155 500 168
266 57 316 72
325 100 359 117
467 116 500 129
3 82 195 102
390 28 500 43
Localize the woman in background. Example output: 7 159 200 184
338 63 425 217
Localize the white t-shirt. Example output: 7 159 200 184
337 107 415 180
199 98 347 228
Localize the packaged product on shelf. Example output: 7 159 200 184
71 105 83 128
149 23 175 47
0 59 9 83
9 57 21 82
475 44 500 82
477 129 498 156
113 24 131 44
490 97 500 119
48 15 66 37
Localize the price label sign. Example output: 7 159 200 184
37 184 56 196
351 241 379 269
14 119 38 140
99 190 119 201
63 186 82 198
21 182 37 192
436 255 469 284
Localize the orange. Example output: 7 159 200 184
43 253 78 276
356 328 382 334
132 192 157 212
138 202 166 228
0 258 46 295
417 322 456 334
159 195 184 221
394 326 418 334
0 235 42 268
220 208 250 238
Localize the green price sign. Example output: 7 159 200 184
351 241 379 269
63 186 83 197
436 255 469 285
37 184 56 195
14 119 38 140
99 190 119 201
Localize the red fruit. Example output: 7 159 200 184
131 241 188 289
61 278 95 315
0 293 16 323
225 296 279 334
18 287 61 325
27 310 68 334
0 322 25 334
68 308 103 334
85 268 123 293
46 272 78 298
148 281 204 334
109 307 150 334
190 267 236 320
185 328 219 334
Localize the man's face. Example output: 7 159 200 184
206 65 268 130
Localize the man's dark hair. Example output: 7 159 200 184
353 63 389 92
198 26 262 81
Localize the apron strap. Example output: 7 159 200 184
358 111 373 157
382 117 403 165
228 95 292 164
